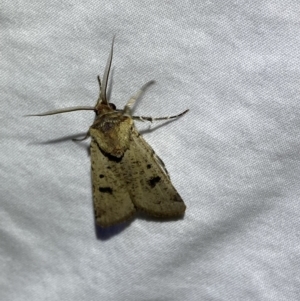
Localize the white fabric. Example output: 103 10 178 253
2 1 300 300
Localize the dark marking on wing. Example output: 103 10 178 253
99 147 124 163
147 176 161 188
99 174 104 178
147 164 152 169
172 193 184 202
99 187 113 194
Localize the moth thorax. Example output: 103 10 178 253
95 113 129 132
90 113 133 158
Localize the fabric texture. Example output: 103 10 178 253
1 1 300 300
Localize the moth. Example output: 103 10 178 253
28 39 188 227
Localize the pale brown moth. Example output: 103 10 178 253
28 39 188 227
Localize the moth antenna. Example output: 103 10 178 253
95 75 102 106
99 36 115 105
97 75 101 90
123 80 155 116
24 106 95 117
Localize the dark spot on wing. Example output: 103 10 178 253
99 174 104 178
99 147 123 162
172 193 183 202
147 176 161 188
99 187 113 194
147 164 152 169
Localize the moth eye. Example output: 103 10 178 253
109 103 116 110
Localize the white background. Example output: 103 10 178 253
1 1 300 300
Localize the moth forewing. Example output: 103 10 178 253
28 38 188 228
121 128 186 217
90 138 136 227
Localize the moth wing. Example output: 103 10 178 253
122 128 186 217
90 139 136 227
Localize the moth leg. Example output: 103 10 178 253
132 109 189 122
122 127 186 218
153 152 169 177
123 80 155 115
72 131 90 141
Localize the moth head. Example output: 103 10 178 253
94 103 115 116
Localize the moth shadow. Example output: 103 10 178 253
29 132 90 155
94 212 185 240
28 132 87 144
95 218 135 240
136 211 186 224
